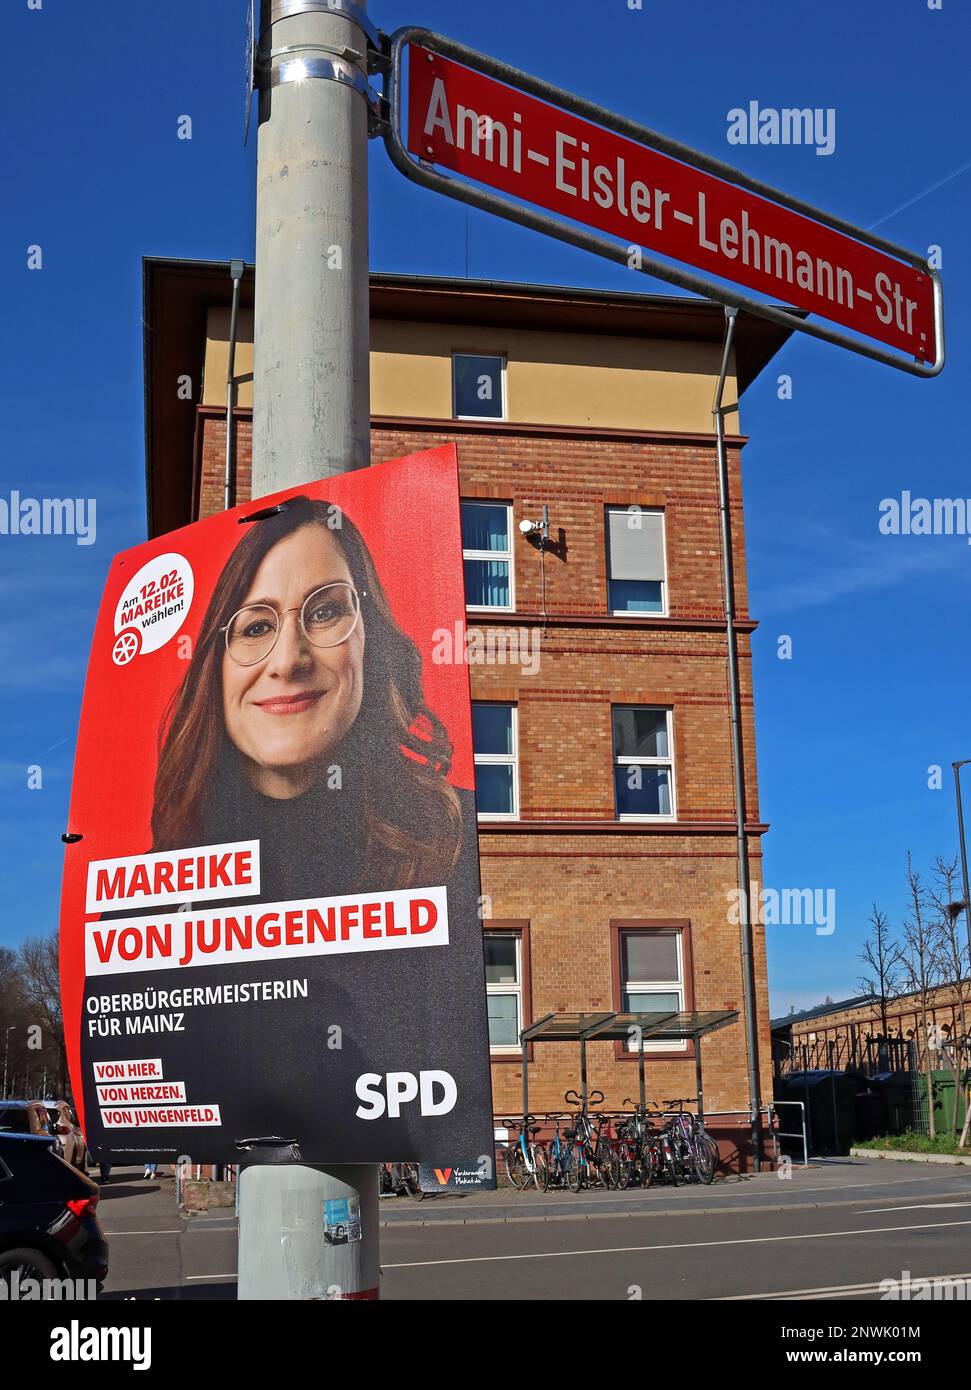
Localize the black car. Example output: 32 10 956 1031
0 1099 55 1138
0 1133 108 1288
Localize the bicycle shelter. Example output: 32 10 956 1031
518 1010 739 1125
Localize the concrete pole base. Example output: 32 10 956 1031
237 1162 380 1299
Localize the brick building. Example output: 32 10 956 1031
773 983 971 1076
143 260 792 1164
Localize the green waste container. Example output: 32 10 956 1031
911 1071 968 1136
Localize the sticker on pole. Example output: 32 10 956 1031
324 1197 362 1245
112 553 193 665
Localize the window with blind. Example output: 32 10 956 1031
461 500 513 610
605 506 667 614
621 930 685 1051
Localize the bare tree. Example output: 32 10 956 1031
0 946 30 1099
15 935 67 1099
927 856 971 1138
857 903 904 1047
899 854 944 1137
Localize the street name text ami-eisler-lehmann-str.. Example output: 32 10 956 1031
409 47 934 362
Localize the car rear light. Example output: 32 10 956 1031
66 1196 98 1219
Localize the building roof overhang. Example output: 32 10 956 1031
143 259 797 538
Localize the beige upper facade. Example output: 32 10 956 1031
202 305 740 434
145 266 792 539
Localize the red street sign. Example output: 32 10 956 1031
402 40 938 368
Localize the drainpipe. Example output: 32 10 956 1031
224 259 245 512
712 306 762 1171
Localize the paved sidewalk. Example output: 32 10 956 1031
378 1155 970 1225
850 1145 971 1165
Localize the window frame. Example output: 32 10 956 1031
461 499 515 613
472 702 520 822
609 919 695 1062
452 352 508 422
484 930 522 1055
605 505 668 618
619 930 686 1054
483 920 532 1061
612 705 677 822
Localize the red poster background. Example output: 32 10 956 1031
60 446 475 1135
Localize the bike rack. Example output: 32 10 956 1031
767 1100 809 1167
518 1010 740 1128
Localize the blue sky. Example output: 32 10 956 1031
2 0 968 1015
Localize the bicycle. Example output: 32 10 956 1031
503 1115 549 1191
661 1097 718 1185
617 1098 658 1188
627 1100 682 1186
591 1109 622 1189
380 1161 421 1197
542 1112 572 1190
563 1089 606 1191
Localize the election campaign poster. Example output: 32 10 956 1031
59 445 496 1178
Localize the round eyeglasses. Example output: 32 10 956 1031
221 582 363 666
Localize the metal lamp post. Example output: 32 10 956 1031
2 1026 15 1100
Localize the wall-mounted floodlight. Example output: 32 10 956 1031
519 506 550 543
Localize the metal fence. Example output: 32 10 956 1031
775 1034 918 1078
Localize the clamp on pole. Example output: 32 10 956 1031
269 41 367 63
260 0 381 52
265 55 382 120
256 2 387 128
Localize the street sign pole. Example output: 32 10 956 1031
240 0 379 1301
252 0 374 484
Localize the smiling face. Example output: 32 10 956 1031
220 525 365 798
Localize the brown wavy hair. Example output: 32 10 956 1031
151 496 463 888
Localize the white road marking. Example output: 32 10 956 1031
719 1271 971 1301
185 1273 236 1280
102 1229 183 1237
860 1203 971 1215
382 1216 971 1269
104 1225 236 1236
